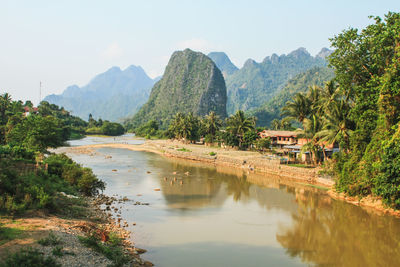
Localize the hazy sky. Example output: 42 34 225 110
1 0 399 104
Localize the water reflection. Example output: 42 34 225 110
65 147 400 267
277 189 400 267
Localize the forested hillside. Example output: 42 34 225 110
225 47 329 114
249 66 335 126
126 49 227 129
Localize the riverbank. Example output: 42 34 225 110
0 195 153 266
59 139 334 188
57 138 400 219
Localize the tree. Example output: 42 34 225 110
271 119 280 130
297 115 323 165
281 93 311 126
7 115 66 152
226 110 255 148
316 99 353 151
202 111 222 143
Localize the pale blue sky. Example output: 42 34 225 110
1 0 399 104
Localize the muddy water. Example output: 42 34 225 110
66 140 400 267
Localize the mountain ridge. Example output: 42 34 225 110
44 65 156 121
224 47 330 114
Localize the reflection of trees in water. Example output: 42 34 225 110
276 190 400 266
223 173 251 202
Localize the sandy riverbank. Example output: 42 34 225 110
59 139 334 188
58 138 400 218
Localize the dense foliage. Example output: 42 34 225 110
125 49 227 129
0 94 105 215
86 114 125 136
225 48 329 114
141 110 261 150
281 12 400 208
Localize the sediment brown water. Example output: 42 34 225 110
64 136 400 267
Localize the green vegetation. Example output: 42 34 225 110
125 49 227 129
226 48 329 114
38 232 62 246
78 233 130 267
281 12 400 209
0 248 60 267
0 94 105 215
0 224 24 245
86 114 125 136
209 151 216 156
248 66 335 127
177 147 191 152
150 110 259 150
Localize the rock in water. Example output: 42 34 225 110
127 49 227 128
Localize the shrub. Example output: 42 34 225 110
1 248 60 267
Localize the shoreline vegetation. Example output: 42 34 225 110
58 138 400 218
0 94 146 266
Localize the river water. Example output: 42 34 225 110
66 136 400 267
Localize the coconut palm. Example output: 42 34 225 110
271 119 280 130
202 111 222 137
316 99 353 151
307 85 323 116
226 110 255 148
281 93 311 126
297 114 323 165
169 112 185 139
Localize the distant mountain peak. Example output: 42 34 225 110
108 66 121 72
316 47 333 59
243 58 257 67
207 52 238 76
44 65 155 121
288 47 310 58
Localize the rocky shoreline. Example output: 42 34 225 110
0 194 153 267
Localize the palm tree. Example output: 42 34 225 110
281 93 311 126
307 85 323 116
316 99 353 151
297 114 323 165
169 112 185 139
271 119 280 130
226 110 255 148
202 111 222 137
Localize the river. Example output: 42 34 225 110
65 136 400 267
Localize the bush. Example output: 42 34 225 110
78 233 130 267
0 154 104 215
1 248 60 267
45 154 105 196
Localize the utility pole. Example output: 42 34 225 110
39 81 42 104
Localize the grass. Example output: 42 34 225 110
289 163 315 168
0 224 24 245
78 232 130 267
177 147 191 152
1 248 60 267
38 232 62 246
